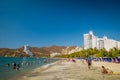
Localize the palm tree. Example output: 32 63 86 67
108 47 120 58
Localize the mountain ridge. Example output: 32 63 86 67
0 45 81 57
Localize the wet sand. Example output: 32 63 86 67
18 60 120 80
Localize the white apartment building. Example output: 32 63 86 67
84 31 120 51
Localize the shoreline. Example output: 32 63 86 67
29 60 61 73
17 59 120 80
1 57 59 80
17 60 62 80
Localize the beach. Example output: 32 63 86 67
17 60 120 80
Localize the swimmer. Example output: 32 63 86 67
6 63 10 67
13 62 17 70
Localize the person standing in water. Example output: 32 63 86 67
13 62 17 70
17 62 21 71
6 63 10 67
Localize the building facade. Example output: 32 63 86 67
84 31 120 51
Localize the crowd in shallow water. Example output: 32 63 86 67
5 59 55 71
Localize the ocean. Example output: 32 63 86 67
0 57 58 80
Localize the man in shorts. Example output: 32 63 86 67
86 58 92 69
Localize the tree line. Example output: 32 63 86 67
55 47 120 58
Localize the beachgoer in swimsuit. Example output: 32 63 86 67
13 62 17 70
101 66 108 74
86 58 92 69
17 62 21 71
6 63 10 67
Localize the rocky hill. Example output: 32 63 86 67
0 45 78 57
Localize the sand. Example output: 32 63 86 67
17 60 120 80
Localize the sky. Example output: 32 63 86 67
0 0 120 49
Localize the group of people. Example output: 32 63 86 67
5 59 51 71
62 57 76 62
85 59 120 75
6 62 21 70
77 58 120 75
62 57 120 76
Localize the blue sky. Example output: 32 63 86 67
0 0 120 48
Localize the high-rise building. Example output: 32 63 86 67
84 31 97 49
84 31 120 51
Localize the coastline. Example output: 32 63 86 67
17 60 62 80
16 59 120 80
0 57 59 80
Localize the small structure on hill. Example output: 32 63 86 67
24 45 33 57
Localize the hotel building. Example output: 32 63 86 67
84 31 120 51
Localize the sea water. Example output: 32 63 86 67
0 57 58 80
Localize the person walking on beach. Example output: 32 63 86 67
86 58 92 70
